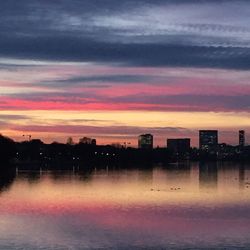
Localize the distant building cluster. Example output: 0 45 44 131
138 130 247 157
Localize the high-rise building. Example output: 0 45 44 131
199 130 218 150
138 134 153 149
239 130 245 147
167 138 191 154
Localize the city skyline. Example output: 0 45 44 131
1 129 248 148
1 1 250 146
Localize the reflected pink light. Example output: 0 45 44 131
1 200 250 239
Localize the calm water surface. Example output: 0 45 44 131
0 162 250 249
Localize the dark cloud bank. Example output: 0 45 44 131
1 0 250 69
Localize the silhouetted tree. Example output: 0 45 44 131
66 137 74 145
0 134 16 165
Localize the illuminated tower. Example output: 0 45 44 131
199 130 218 151
138 134 153 149
239 130 245 147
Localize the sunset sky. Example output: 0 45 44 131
1 0 250 146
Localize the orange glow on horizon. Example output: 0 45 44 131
0 110 250 146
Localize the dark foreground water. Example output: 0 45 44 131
0 162 250 249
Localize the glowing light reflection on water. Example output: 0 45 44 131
0 162 250 249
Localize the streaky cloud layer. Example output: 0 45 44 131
0 1 250 145
1 0 250 68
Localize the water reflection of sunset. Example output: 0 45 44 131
1 163 250 249
1 163 250 215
